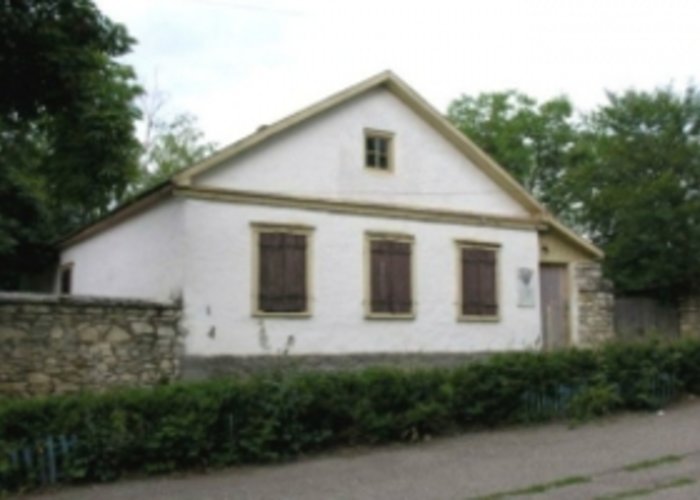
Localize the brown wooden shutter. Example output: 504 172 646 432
259 233 282 312
370 239 412 314
283 233 307 312
462 248 498 316
389 241 412 313
370 241 391 312
259 232 307 313
479 250 497 316
462 248 481 316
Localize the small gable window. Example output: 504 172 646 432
364 130 394 171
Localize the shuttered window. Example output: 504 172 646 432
368 238 413 315
258 231 308 313
460 247 498 318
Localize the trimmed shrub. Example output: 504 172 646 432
2 339 700 492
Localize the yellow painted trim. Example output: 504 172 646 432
58 71 602 262
250 223 314 318
363 128 395 173
364 231 416 320
539 229 592 264
459 315 500 323
173 71 398 184
173 71 546 214
250 222 315 232
175 186 542 231
540 262 572 349
365 230 415 240
454 238 502 248
542 216 603 260
455 240 502 323
365 313 416 321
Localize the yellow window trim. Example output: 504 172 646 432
364 128 395 173
455 240 501 323
364 231 416 319
250 223 314 318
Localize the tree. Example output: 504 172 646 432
567 86 700 298
125 86 216 193
138 113 216 191
447 91 578 216
0 0 141 289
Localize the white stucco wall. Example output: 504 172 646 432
195 88 529 217
59 198 185 302
182 199 542 356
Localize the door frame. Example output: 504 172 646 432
539 263 571 350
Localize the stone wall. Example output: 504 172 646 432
0 293 182 397
575 262 615 346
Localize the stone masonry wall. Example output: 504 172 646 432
575 262 615 347
0 293 182 398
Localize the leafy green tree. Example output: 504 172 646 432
447 91 578 216
568 86 700 297
0 0 141 289
138 113 216 191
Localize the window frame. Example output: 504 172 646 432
364 128 395 173
364 231 416 320
58 262 74 295
455 239 501 322
251 222 314 318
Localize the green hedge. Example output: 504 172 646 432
2 339 700 491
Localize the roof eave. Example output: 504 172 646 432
58 182 175 249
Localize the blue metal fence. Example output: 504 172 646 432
0 374 680 490
3 435 78 487
521 373 678 420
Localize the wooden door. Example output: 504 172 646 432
540 264 569 350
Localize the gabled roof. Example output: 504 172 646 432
174 71 545 214
61 70 603 259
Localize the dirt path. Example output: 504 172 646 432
23 397 700 500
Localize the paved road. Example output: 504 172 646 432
24 397 700 499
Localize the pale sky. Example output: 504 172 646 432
97 0 700 146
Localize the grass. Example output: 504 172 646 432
622 454 683 472
472 453 691 499
594 477 695 499
472 475 591 499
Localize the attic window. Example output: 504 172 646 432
365 130 394 171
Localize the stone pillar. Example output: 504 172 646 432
680 296 700 338
574 262 615 347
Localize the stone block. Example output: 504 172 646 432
49 325 64 340
27 372 51 385
79 326 101 343
106 326 131 343
132 321 154 335
157 325 177 338
0 326 24 342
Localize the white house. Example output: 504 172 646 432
57 71 606 373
